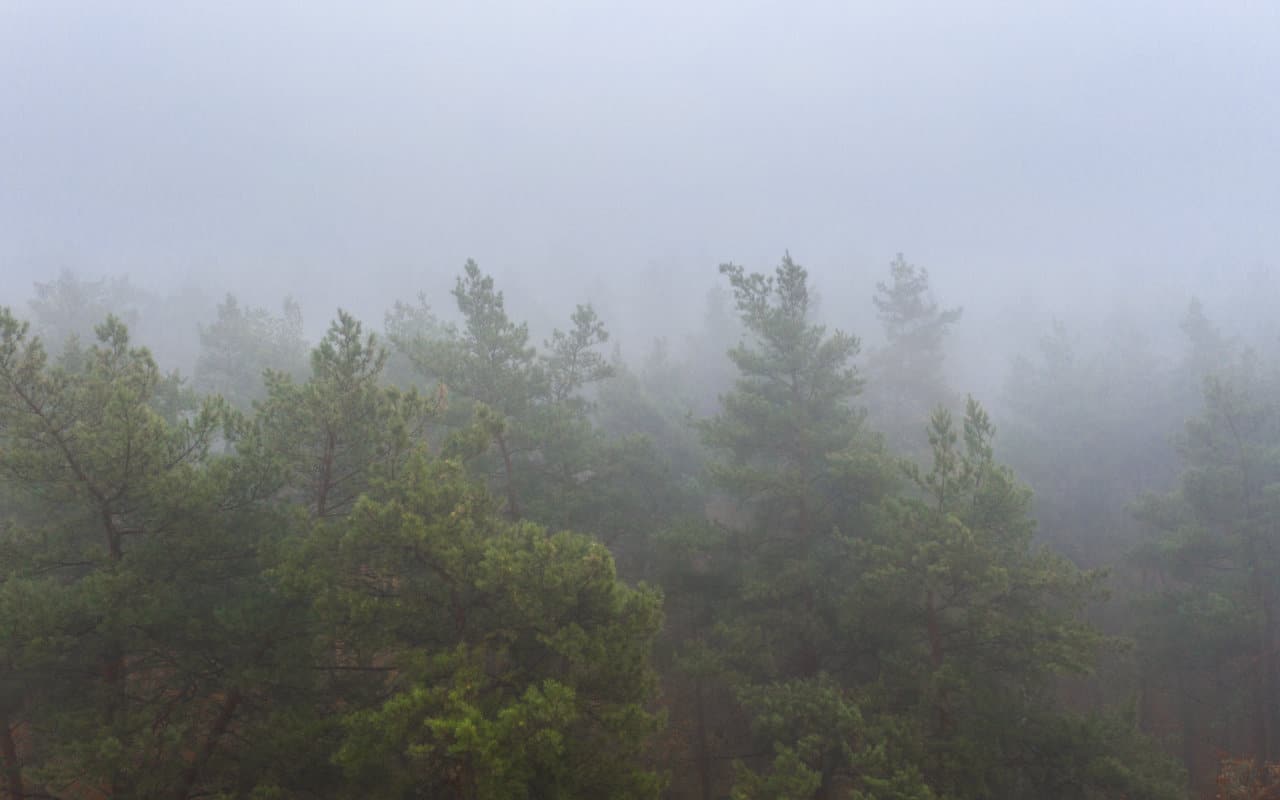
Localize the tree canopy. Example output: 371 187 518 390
0 257 1203 799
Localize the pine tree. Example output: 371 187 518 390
243 309 438 519
27 270 146 351
866 254 962 454
289 454 665 799
403 260 615 525
688 255 893 798
1002 319 1179 567
383 290 441 388
0 308 299 798
856 400 1128 797
194 293 307 407
1133 349 1280 787
700 253 877 543
0 303 669 799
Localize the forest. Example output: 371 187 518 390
0 257 1276 800
5 5 1280 798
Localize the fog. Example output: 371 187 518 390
3 5 1280 797
5 3 1278 339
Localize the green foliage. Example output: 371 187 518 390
854 401 1139 797
27 269 145 350
195 293 307 407
299 456 665 799
1001 319 1180 566
994 711 1187 800
383 290 442 387
1132 348 1280 778
688 261 1179 799
675 255 895 799
594 339 707 479
396 260 691 586
0 256 1206 800
731 676 935 800
0 306 295 799
0 305 663 799
545 304 614 408
866 255 962 454
699 253 876 538
242 309 438 518
403 260 615 521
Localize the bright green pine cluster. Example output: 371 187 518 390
0 305 661 799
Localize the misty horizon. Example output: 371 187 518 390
2 7 1279 797
4 4 1277 327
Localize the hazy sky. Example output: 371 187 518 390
3 2 1278 337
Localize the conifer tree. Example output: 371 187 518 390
293 455 665 799
856 401 1133 797
404 260 615 525
383 290 442 387
688 255 893 798
1133 350 1280 786
0 309 296 799
866 254 962 453
700 253 878 542
194 293 307 407
27 270 145 351
243 309 437 519
0 304 669 799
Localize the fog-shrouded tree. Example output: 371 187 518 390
683 285 743 418
865 254 962 456
595 339 706 479
679 255 896 798
700 254 881 542
723 396 1184 799
1176 297 1236 410
400 260 618 528
194 293 307 408
1131 348 1280 791
0 308 301 799
27 270 146 351
1000 319 1181 567
676 257 1182 800
383 290 442 388
0 304 668 799
403 260 548 519
847 400 1185 799
242 309 438 519
0 253 1232 800
384 264 694 588
24 271 217 376
290 454 666 799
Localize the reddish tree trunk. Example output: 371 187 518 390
0 713 22 800
173 690 242 800
926 590 951 733
495 430 520 520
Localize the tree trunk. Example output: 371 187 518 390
1177 671 1203 792
926 590 951 733
694 676 711 800
1244 534 1275 766
1262 599 1279 769
316 429 337 517
0 713 22 800
494 430 520 520
173 690 242 800
815 754 837 800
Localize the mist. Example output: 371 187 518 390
5 3 1278 319
3 3 1280 798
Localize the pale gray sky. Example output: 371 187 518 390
2 2 1278 346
